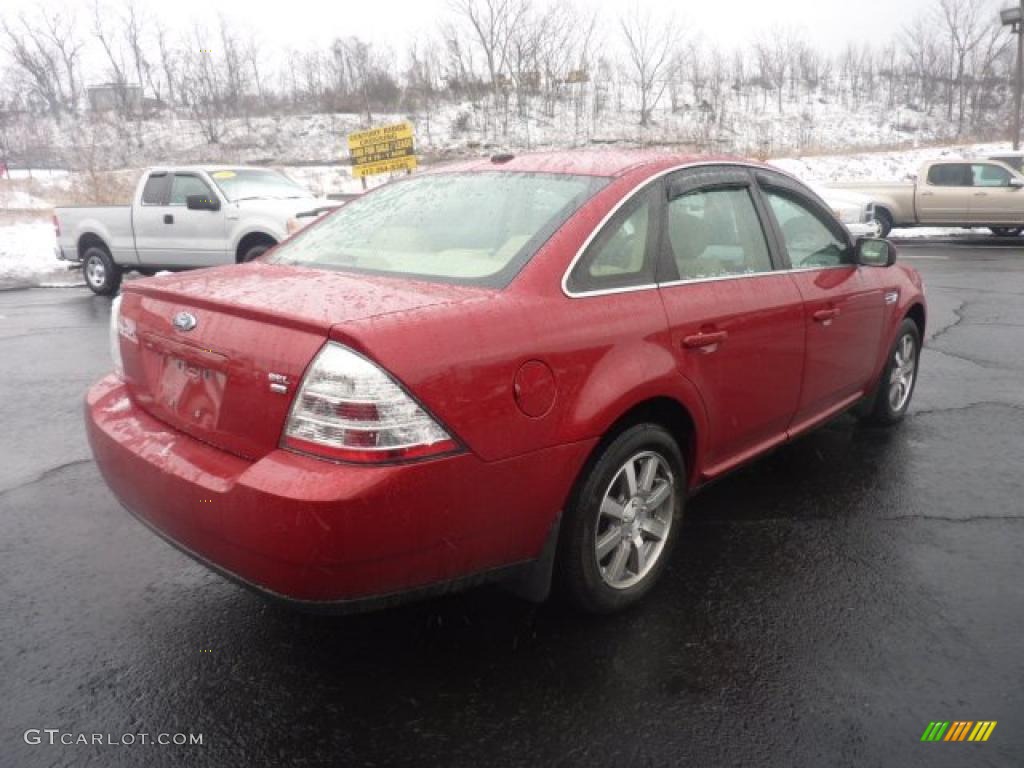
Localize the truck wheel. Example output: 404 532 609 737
990 227 1022 237
875 208 894 238
83 247 122 296
240 242 273 263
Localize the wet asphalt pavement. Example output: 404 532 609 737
1 243 1022 768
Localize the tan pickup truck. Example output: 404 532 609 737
833 159 1024 237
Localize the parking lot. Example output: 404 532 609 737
1 241 1022 767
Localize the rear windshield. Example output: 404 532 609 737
267 172 609 287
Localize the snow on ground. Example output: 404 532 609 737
0 214 79 289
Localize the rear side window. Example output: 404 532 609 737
170 174 215 206
664 187 773 281
927 164 972 187
141 173 170 205
566 185 657 293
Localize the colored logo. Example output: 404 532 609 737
921 721 997 742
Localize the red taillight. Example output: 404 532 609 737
281 343 459 464
52 215 60 237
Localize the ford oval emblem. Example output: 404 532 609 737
172 311 197 332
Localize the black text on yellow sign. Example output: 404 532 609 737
348 122 417 178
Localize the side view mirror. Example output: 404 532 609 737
856 237 896 267
1009 177 1024 189
186 194 220 211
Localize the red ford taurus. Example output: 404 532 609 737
86 151 926 613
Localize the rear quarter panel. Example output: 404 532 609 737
56 206 137 265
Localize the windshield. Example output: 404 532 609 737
208 169 312 201
267 172 609 287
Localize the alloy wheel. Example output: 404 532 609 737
594 450 674 590
888 333 917 412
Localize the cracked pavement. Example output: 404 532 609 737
1 244 1022 767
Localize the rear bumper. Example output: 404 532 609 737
85 375 591 606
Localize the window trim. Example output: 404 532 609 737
565 181 662 294
561 161 855 299
658 170 781 283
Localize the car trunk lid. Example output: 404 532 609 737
117 262 485 459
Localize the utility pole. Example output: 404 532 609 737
1017 0 1023 149
1002 3 1024 149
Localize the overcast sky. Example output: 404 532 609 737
5 0 944 64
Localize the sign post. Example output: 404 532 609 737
347 123 417 186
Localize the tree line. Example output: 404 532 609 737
0 0 1016 157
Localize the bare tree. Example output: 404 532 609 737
2 9 84 117
938 0 987 135
620 5 677 126
451 0 529 136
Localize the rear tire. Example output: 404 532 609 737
875 208 894 238
83 246 122 296
989 227 1023 237
557 423 685 613
860 318 921 426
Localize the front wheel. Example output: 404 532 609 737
860 318 921 425
874 208 894 238
990 227 1023 237
557 424 685 613
83 246 122 296
240 242 273 263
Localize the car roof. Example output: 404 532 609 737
427 150 764 179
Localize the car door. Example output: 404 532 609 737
754 171 886 431
131 171 173 264
139 173 228 268
970 162 1023 225
656 166 805 475
917 162 974 224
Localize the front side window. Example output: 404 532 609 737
927 164 973 187
664 187 773 280
972 164 1012 188
170 174 215 206
765 191 849 268
270 172 608 288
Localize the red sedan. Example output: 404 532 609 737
86 151 926 613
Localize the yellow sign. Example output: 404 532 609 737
348 122 416 178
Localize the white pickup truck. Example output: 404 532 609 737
55 166 337 295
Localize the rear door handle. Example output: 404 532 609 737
682 330 729 349
974 192 988 197
813 308 841 323
164 214 174 224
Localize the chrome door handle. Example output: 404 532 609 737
813 308 840 323
682 330 728 349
